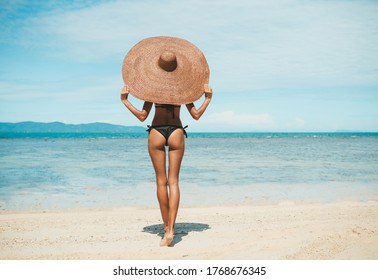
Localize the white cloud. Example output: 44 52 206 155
208 0 378 91
0 74 124 124
285 117 306 130
8 0 377 93
18 0 222 60
17 0 378 79
204 110 274 130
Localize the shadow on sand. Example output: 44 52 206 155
142 222 210 246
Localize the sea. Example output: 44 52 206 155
1 132 377 210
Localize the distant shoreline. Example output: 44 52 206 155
0 121 146 134
0 121 377 136
1 132 378 139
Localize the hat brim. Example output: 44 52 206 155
122 36 210 105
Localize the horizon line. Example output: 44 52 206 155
0 121 377 134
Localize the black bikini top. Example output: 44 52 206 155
155 104 180 109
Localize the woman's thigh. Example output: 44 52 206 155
148 129 167 180
167 129 185 181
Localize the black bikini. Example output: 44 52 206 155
147 104 187 146
147 125 188 146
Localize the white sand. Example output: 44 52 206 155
1 201 377 259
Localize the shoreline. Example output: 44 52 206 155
1 200 377 260
2 181 377 212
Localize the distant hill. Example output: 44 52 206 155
0 121 146 133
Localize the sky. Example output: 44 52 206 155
0 0 377 132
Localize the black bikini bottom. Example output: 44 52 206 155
147 125 188 146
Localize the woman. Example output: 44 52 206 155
120 84 212 246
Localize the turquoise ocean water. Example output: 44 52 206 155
1 132 377 210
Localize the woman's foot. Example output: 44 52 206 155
160 233 174 247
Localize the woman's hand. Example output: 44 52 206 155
204 84 212 99
120 84 153 121
186 84 212 120
120 85 130 101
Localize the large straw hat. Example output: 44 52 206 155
122 36 210 105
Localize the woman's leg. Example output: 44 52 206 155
148 129 169 231
165 129 185 242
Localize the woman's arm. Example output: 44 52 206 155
120 85 153 122
186 84 212 120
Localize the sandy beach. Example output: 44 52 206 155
1 200 377 260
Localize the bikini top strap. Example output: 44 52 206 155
154 104 180 108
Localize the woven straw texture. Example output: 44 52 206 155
122 36 209 105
